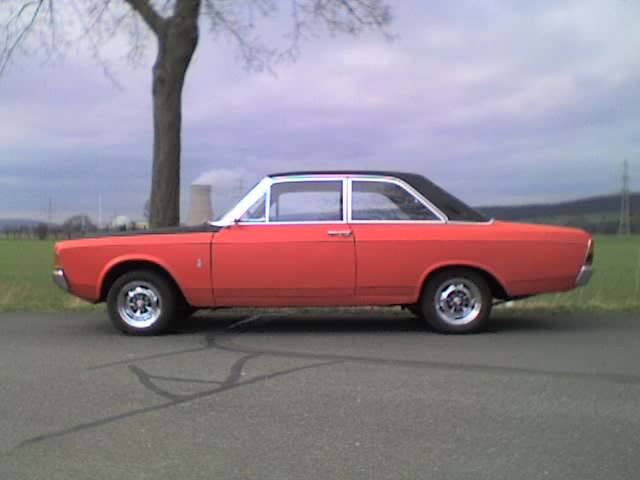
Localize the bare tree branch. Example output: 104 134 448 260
202 0 276 72
68 0 124 88
0 0 45 75
122 0 165 33
0 0 392 227
81 0 113 39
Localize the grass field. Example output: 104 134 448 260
0 240 102 312
0 236 639 313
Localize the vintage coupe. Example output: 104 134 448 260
52 171 593 335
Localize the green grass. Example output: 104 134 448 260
0 240 101 312
0 235 639 313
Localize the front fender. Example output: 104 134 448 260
97 254 183 299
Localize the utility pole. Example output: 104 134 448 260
618 160 631 235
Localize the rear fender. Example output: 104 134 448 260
416 261 510 300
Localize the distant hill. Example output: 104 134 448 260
1 192 637 234
477 193 640 220
477 193 640 233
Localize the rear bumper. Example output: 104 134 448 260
575 265 594 287
52 268 69 292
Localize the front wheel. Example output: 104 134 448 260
107 270 177 335
421 270 492 333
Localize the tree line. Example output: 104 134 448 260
2 215 144 240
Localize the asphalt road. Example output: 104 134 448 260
0 311 639 480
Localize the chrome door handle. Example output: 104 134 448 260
327 230 353 237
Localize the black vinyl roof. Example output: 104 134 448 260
268 170 489 222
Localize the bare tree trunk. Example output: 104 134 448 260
149 0 200 228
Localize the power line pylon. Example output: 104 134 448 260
618 160 631 235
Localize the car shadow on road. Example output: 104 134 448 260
172 310 637 336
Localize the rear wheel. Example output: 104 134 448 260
107 270 177 335
421 269 492 333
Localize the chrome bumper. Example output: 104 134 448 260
52 268 69 292
575 265 594 287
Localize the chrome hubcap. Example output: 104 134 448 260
117 282 162 328
435 278 482 326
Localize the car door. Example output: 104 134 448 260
212 178 356 306
348 178 447 302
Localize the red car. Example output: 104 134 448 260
52 171 594 335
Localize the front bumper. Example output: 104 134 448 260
575 265 594 287
52 268 69 292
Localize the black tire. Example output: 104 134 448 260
106 270 178 335
406 304 424 319
421 269 492 334
176 303 198 320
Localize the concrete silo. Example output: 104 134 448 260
186 184 213 226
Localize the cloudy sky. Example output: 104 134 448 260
1 0 639 223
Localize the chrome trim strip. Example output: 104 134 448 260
227 221 350 226
346 176 354 223
446 219 495 225
584 238 593 264
342 178 349 223
327 230 353 237
345 220 447 225
52 268 69 293
575 265 594 288
265 179 272 223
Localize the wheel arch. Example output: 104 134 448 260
418 263 509 301
99 259 187 304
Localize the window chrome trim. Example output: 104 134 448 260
445 219 495 225
212 177 349 227
209 175 349 228
268 177 347 224
265 180 272 223
212 173 491 227
348 177 447 224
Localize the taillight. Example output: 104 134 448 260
585 240 594 265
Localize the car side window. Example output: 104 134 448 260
239 195 266 222
351 181 440 221
269 181 344 222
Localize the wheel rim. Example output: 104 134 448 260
434 278 482 326
116 281 162 329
